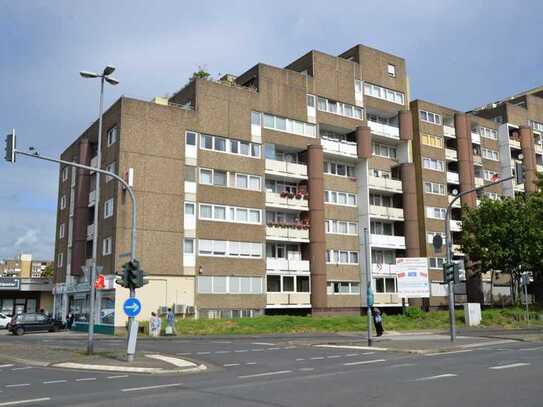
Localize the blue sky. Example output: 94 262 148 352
1 0 542 259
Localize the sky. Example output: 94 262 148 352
1 0 542 260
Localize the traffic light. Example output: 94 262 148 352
4 130 16 163
515 160 526 185
126 261 139 289
117 259 148 290
115 262 130 288
443 262 460 284
132 259 149 289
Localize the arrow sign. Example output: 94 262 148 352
123 298 142 317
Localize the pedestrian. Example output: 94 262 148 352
149 312 161 337
66 313 74 330
166 308 176 336
373 308 384 337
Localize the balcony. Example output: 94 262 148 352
447 171 459 184
371 234 406 249
369 205 404 221
266 292 311 308
473 155 483 166
265 192 309 211
443 126 456 138
320 137 358 159
448 195 461 208
368 176 403 193
475 177 484 187
453 244 464 255
445 148 458 161
471 132 481 145
266 258 310 273
367 121 400 140
266 224 310 243
450 220 462 232
372 263 395 276
509 138 521 150
265 159 307 179
374 293 402 305
535 144 543 155
86 223 95 240
88 190 96 207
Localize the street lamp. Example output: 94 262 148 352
80 65 119 355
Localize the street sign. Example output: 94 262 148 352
123 298 142 317
393 257 430 299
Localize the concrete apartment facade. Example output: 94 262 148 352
52 43 539 330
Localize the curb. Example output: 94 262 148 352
51 361 206 375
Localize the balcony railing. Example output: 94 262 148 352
320 137 358 158
265 192 309 211
447 171 459 184
374 293 402 305
509 138 521 149
450 220 462 232
369 205 404 221
445 148 458 161
265 159 307 179
473 155 483 166
266 292 311 307
367 121 400 140
370 234 406 249
266 224 310 242
453 244 464 254
86 224 95 240
471 132 481 144
368 176 403 193
266 258 310 272
372 263 396 276
474 177 484 187
88 190 96 207
443 125 456 138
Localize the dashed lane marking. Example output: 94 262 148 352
0 365 14 369
215 350 231 354
43 380 67 384
107 375 129 379
121 383 183 392
0 398 51 406
238 370 292 379
299 367 315 372
251 342 275 346
414 374 457 381
489 362 531 370
5 384 30 388
10 367 32 371
343 359 387 367
426 350 473 356
326 355 342 359
311 357 325 360
75 378 96 382
519 346 543 351
224 363 240 367
234 350 249 353
296 358 305 361
196 352 210 355
246 362 257 365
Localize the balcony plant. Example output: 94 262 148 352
295 193 303 199
280 191 289 198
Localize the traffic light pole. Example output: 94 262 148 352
444 175 514 342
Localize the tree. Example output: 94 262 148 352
41 264 54 279
188 66 210 82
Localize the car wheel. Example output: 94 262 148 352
15 327 24 336
51 325 60 333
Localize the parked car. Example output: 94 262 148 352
0 313 11 329
7 313 65 336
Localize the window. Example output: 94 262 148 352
478 127 498 140
484 191 499 200
306 94 315 107
428 257 446 269
106 126 117 146
327 281 360 295
482 148 499 161
426 206 447 220
57 253 63 267
251 111 261 126
372 249 395 264
105 162 116 182
324 161 355 177
60 195 66 210
422 134 443 148
261 112 316 137
324 190 357 207
369 193 393 207
373 142 397 159
424 182 446 195
374 277 396 293
184 238 194 254
184 165 196 182
198 203 261 224
371 169 392 179
59 223 65 239
104 198 114 219
423 157 445 172
419 110 442 125
102 237 112 256
185 202 195 215
387 64 396 77
363 82 405 105
185 131 197 146
325 220 358 235
197 276 263 294
483 170 499 181
370 220 394 236
326 250 359 265
199 133 261 158
62 167 69 182
316 96 363 120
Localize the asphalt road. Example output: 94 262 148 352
0 332 542 406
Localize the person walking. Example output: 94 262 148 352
66 313 74 330
166 308 176 336
149 312 161 337
373 308 384 337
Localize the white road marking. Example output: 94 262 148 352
75 377 96 382
426 350 473 356
215 350 230 354
343 359 387 366
196 352 210 355
234 350 249 353
251 342 275 346
107 375 129 379
238 370 292 379
246 362 257 365
387 363 416 368
176 352 192 356
489 362 531 370
11 367 32 371
345 353 359 357
414 373 457 381
317 344 389 351
43 380 67 384
5 384 30 388
299 367 315 372
459 340 515 349
295 358 305 361
311 357 325 360
121 383 183 392
224 363 240 367
212 341 232 344
283 346 296 350
0 364 14 369
250 349 264 352
362 352 375 355
0 398 51 406
327 355 342 359
519 346 543 351
267 347 280 350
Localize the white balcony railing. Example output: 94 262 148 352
453 244 464 254
370 234 406 249
475 177 484 187
374 293 402 305
265 159 307 179
369 205 404 221
86 224 95 240
266 292 311 306
266 225 310 242
447 171 459 184
473 155 483 166
88 190 96 207
445 148 458 161
320 137 358 158
443 125 456 138
368 176 403 193
265 192 309 211
471 132 481 144
372 263 395 276
266 258 310 272
535 144 543 155
537 164 543 173
509 139 521 149
450 220 462 232
367 121 400 140
448 195 461 208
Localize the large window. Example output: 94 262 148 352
316 96 363 120
198 239 262 258
424 182 446 195
199 203 261 225
478 127 498 140
422 134 443 148
427 232 446 244
102 237 112 256
60 195 66 210
423 157 445 172
198 168 261 191
428 257 446 269
426 207 447 220
370 220 394 236
419 110 442 125
324 160 355 177
106 126 118 146
372 249 395 265
363 82 405 105
482 148 499 161
259 112 316 138
103 198 114 219
199 133 261 158
325 220 358 235
373 142 397 159
197 276 263 294
324 190 357 206
483 170 499 181
326 250 359 265
374 277 396 293
370 193 393 207
327 281 360 295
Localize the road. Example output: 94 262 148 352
0 333 542 406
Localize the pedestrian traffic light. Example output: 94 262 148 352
4 130 16 163
115 262 130 288
443 262 460 284
515 160 526 185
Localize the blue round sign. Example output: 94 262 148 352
123 298 142 317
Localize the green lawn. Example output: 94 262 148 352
143 306 543 336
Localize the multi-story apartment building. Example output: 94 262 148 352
53 44 418 330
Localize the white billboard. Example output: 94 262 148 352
392 257 430 299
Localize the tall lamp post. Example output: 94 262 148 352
80 66 119 355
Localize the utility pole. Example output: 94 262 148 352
445 174 514 342
362 227 373 347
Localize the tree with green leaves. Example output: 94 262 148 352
41 263 54 279
188 66 210 82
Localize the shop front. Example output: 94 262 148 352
0 277 53 316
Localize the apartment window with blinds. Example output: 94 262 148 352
261 112 316 138
369 194 393 207
478 127 498 140
422 134 443 148
482 148 499 161
428 257 446 269
326 250 359 265
316 96 363 120
324 161 355 177
424 182 446 195
199 203 261 225
198 239 262 258
373 142 397 159
200 133 261 158
423 157 445 172
327 281 360 295
426 207 447 220
324 190 357 206
420 110 442 125
370 220 394 236
363 82 405 105
325 220 358 235
197 276 263 294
